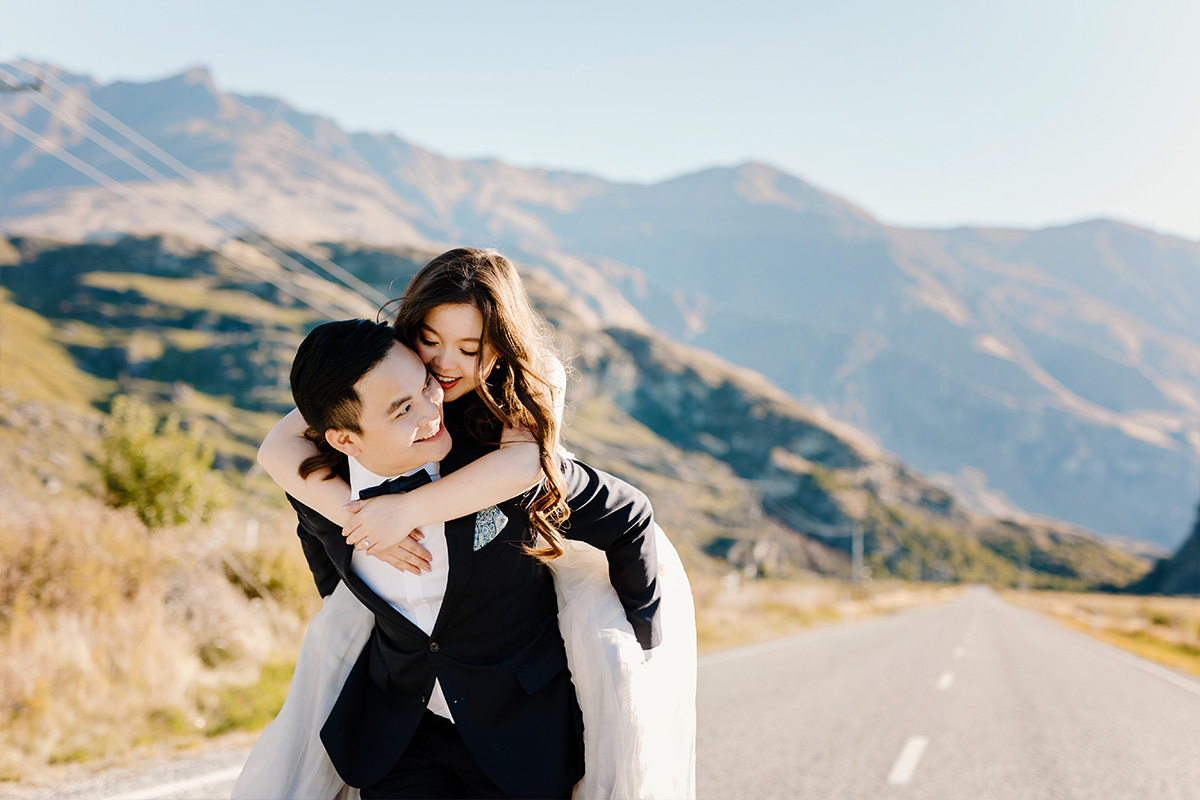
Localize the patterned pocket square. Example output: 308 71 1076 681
474 505 509 551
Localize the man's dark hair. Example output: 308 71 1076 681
290 319 399 479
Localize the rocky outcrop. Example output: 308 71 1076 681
1131 505 1200 595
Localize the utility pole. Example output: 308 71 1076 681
852 525 863 585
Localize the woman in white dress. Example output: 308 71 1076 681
236 247 695 799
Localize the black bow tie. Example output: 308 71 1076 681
358 469 433 500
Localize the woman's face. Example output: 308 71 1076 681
414 303 497 403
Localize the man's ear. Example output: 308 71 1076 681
324 428 362 458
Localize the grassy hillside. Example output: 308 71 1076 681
0 233 1153 589
0 288 108 497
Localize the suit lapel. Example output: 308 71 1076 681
316 525 428 639
424 423 501 637
431 514 475 637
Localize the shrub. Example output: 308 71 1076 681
98 395 228 527
0 500 319 774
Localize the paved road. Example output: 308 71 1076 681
8 587 1199 799
0 746 250 800
697 586 1200 799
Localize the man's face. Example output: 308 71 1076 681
326 342 452 476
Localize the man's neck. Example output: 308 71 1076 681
354 457 430 480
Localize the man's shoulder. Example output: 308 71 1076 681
286 492 336 528
559 458 652 516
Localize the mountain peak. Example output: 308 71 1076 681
735 160 785 178
152 65 217 94
108 64 218 97
179 65 215 87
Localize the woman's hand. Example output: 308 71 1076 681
342 495 433 574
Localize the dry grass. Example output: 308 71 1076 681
0 489 959 783
692 572 961 654
0 497 320 781
1004 590 1200 679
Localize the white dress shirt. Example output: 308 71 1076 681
347 457 454 720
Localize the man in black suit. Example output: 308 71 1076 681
286 319 661 799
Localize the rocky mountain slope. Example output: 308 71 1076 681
2 61 1196 546
524 167 1200 547
1132 505 1200 596
0 234 1154 589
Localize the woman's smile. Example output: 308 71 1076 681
431 372 461 391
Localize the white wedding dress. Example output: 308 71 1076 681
231 524 696 800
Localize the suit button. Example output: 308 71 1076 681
429 641 440 652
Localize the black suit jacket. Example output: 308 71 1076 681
286 436 662 798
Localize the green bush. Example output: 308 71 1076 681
98 395 228 527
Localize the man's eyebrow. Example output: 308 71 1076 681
385 395 413 416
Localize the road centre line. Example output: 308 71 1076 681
102 765 242 800
887 736 929 785
936 670 955 690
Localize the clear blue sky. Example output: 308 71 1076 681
5 0 1198 238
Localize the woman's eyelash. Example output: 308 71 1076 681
461 350 478 357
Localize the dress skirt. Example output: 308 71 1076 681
232 524 696 800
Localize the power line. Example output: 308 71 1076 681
0 63 385 310
13 60 390 305
0 111 351 321
2 61 389 309
0 77 42 92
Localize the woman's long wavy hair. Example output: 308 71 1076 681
385 247 569 561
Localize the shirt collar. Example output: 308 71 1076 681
348 458 440 499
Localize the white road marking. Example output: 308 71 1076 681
954 645 966 659
102 765 243 800
937 670 955 690
887 736 929 785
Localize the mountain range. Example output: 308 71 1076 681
0 233 1157 589
1 60 1197 549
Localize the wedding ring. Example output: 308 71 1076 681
361 539 371 549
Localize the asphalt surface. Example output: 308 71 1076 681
6 586 1199 799
0 746 249 800
696 586 1200 799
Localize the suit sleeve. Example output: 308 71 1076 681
286 492 342 599
556 459 662 650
